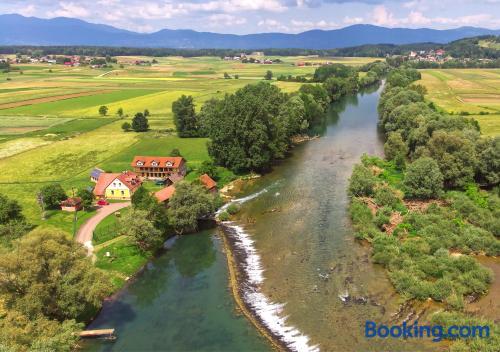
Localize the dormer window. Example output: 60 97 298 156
152 161 159 167
136 161 144 166
166 161 173 167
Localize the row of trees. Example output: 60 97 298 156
378 67 499 196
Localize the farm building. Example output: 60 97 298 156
131 156 186 180
93 171 142 200
199 174 217 193
154 185 176 204
90 167 104 183
60 197 82 212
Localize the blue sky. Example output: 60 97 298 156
2 0 500 33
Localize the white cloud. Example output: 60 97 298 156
291 19 338 31
179 0 287 13
371 5 398 26
258 18 289 31
52 2 90 18
208 13 247 26
343 16 363 24
17 4 36 16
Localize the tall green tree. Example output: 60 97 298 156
98 105 108 116
264 70 273 80
202 82 288 172
0 228 111 321
168 182 217 234
0 193 24 224
172 95 199 137
76 189 94 210
403 157 444 199
120 209 164 251
132 112 149 132
39 184 67 209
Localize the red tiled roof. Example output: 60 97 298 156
61 197 82 207
131 156 185 168
93 171 141 197
154 185 176 203
199 174 217 190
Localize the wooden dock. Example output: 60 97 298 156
79 329 116 340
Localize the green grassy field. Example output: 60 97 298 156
0 55 378 226
418 69 500 136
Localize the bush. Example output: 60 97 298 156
226 203 240 215
403 157 444 199
374 185 400 208
121 122 131 132
348 164 377 196
218 212 230 221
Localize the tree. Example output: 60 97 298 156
131 186 156 210
198 160 218 180
403 157 444 199
117 107 124 117
169 148 182 157
202 82 288 172
98 105 108 116
132 112 149 132
120 209 163 251
168 182 217 234
426 131 477 189
0 228 111 321
224 72 231 79
299 84 330 111
476 136 500 187
39 184 67 209
143 109 150 117
279 95 307 137
0 193 24 224
384 131 408 168
234 74 239 79
172 95 199 137
121 121 131 132
76 189 93 210
264 70 273 80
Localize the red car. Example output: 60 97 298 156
97 199 109 206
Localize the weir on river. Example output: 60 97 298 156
84 83 432 351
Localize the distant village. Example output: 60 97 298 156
405 49 451 63
222 52 283 64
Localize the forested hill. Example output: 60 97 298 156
1 14 499 49
333 35 500 58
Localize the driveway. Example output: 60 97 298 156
76 202 131 254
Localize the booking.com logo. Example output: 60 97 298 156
365 321 491 342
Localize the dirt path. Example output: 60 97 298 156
76 202 130 254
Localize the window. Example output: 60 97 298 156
111 190 115 195
121 190 125 195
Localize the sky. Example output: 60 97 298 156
2 0 500 34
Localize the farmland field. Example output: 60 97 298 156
0 55 378 224
418 69 500 136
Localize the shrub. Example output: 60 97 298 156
403 157 444 199
39 184 67 209
374 185 400 208
218 212 230 221
226 203 240 215
348 164 377 196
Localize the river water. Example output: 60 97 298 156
85 84 432 351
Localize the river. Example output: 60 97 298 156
85 83 431 351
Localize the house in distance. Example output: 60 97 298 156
131 156 186 180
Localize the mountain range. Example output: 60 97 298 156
1 14 499 49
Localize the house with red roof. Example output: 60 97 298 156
131 156 186 180
199 174 217 193
93 171 142 200
154 185 176 204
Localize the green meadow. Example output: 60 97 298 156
419 69 500 136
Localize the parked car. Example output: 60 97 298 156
97 199 109 206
